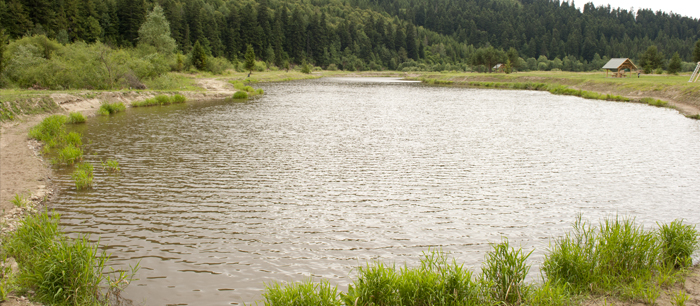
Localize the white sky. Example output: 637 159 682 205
578 0 700 20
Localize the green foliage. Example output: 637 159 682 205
668 52 682 74
472 46 507 72
542 215 661 296
72 163 94 190
301 59 311 74
672 289 690 306
10 193 29 208
657 220 699 269
101 159 120 172
0 29 7 75
245 44 256 72
56 144 83 165
28 114 67 147
482 238 533 304
262 279 341 306
2 211 137 305
640 97 669 107
340 250 481 306
131 94 187 107
526 281 571 306
138 5 177 54
191 40 207 71
67 111 86 124
98 102 126 115
640 45 663 74
694 40 700 63
232 91 248 99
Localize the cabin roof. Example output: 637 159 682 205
602 58 637 70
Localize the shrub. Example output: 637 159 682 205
263 279 341 306
72 163 94 190
155 95 171 105
67 111 86 124
657 220 699 268
233 91 248 99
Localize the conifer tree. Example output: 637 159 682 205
694 40 700 63
667 52 681 75
191 40 207 70
138 4 177 54
244 44 255 73
0 29 6 74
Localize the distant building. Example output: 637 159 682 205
492 63 505 73
602 58 638 77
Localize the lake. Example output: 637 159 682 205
54 77 700 305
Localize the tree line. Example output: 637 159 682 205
1 0 700 78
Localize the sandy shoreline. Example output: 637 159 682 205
1 74 700 305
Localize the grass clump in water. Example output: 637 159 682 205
56 144 83 165
101 159 120 172
233 91 248 99
28 114 67 149
67 112 86 124
98 102 126 115
71 163 94 190
131 94 187 107
1 211 138 306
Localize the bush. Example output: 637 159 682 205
67 111 86 123
232 91 248 99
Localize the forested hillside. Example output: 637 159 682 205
1 0 699 76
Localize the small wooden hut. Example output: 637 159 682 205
492 63 505 73
602 58 638 77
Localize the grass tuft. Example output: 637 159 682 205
641 97 669 107
10 193 29 208
72 163 94 190
55 144 83 165
98 102 126 115
482 238 533 304
2 211 138 306
657 220 699 269
67 112 86 124
101 159 120 172
131 94 187 107
233 91 248 99
262 279 340 306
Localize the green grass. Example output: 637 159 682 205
641 97 669 107
256 216 700 306
67 111 86 124
10 193 29 208
98 102 126 115
101 159 120 172
55 144 83 165
71 163 93 190
1 211 138 306
28 114 67 148
232 91 248 99
131 94 187 107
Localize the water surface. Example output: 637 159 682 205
55 78 700 305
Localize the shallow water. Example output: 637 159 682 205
54 78 700 305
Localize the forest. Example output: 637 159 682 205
1 0 700 89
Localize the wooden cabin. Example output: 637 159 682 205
492 63 505 73
602 58 638 77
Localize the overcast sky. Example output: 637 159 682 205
576 0 700 20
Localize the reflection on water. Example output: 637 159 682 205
54 78 700 305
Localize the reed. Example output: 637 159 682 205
657 220 699 268
56 144 83 165
482 238 533 304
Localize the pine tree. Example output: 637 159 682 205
191 40 207 70
667 52 681 75
244 44 255 72
0 29 6 74
138 5 177 54
694 40 700 63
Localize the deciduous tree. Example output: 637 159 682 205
138 5 177 54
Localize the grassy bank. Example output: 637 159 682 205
407 71 700 118
255 216 699 306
